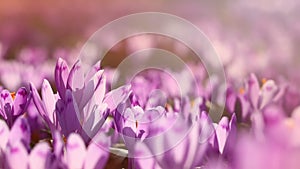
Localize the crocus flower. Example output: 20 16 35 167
0 87 30 127
240 74 281 117
132 111 212 169
211 114 237 155
31 58 131 142
0 118 110 169
114 105 166 149
0 117 30 169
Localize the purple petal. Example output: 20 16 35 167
81 103 108 141
185 121 208 168
247 74 260 109
30 83 55 133
84 133 110 169
41 79 56 123
55 58 69 99
104 85 131 111
238 95 251 119
53 131 64 158
66 133 86 169
5 141 28 169
29 142 51 169
133 141 162 169
67 60 84 91
226 87 237 113
259 80 278 109
56 90 81 136
84 60 101 84
0 89 13 112
9 117 31 147
13 87 29 116
0 120 9 150
215 117 229 154
79 70 104 111
138 108 161 139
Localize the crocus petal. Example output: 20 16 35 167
5 141 28 169
29 142 51 169
80 70 104 112
56 90 81 136
133 141 162 169
238 95 251 120
247 74 260 109
53 131 63 158
0 89 13 111
66 133 86 169
84 60 101 84
81 103 108 142
9 117 31 147
3 103 13 127
259 80 278 109
215 117 229 154
138 108 161 139
184 120 207 168
122 107 139 134
13 87 29 116
145 90 167 109
122 127 138 150
84 133 110 169
55 58 69 99
226 87 237 113
30 82 55 132
0 120 9 150
104 85 131 111
67 60 85 91
41 79 56 123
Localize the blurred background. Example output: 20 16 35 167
0 0 299 91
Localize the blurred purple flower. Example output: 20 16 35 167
0 87 30 127
211 114 236 155
0 118 110 169
0 117 30 169
132 111 212 169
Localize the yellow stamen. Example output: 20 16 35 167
239 88 245 94
261 78 267 85
10 92 16 100
63 135 67 143
284 118 295 129
191 100 195 107
165 103 172 110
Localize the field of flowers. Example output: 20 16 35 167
0 1 300 169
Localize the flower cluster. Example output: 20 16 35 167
0 55 299 169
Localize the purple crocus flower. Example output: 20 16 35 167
132 110 213 169
31 58 131 142
1 117 110 169
0 117 30 169
114 105 166 149
241 74 281 117
0 87 30 127
211 114 236 155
